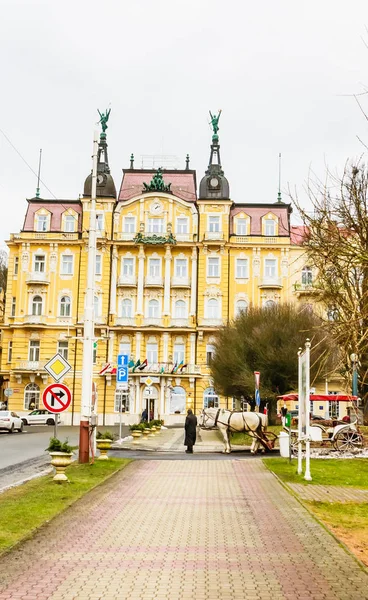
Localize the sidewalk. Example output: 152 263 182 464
0 459 366 600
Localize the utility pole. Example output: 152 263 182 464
79 133 98 463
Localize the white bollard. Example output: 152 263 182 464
278 431 290 458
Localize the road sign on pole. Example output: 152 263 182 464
117 354 129 366
116 355 129 389
43 383 72 413
44 353 72 382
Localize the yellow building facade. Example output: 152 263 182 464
1 127 345 424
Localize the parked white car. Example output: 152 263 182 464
0 410 24 433
21 409 60 427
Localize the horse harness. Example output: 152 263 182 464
201 408 263 438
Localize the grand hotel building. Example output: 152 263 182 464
0 125 317 424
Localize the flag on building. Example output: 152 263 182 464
138 359 148 371
171 362 178 374
132 359 141 372
160 365 165 374
128 359 135 369
99 363 112 376
179 363 187 373
176 361 184 372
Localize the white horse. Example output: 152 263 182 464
198 407 273 454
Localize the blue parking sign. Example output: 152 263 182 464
116 355 129 389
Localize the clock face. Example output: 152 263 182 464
210 177 219 188
97 174 106 185
150 200 163 215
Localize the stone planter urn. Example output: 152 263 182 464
142 428 151 438
49 451 73 482
131 431 142 442
149 426 156 437
96 439 113 460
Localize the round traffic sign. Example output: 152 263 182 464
42 383 72 413
4 389 13 397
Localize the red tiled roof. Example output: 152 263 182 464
290 225 308 245
118 170 197 203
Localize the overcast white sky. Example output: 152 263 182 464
1 0 368 246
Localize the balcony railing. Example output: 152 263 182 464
116 317 136 326
293 282 315 294
145 275 164 286
118 275 137 286
171 276 191 287
258 277 282 288
26 272 50 284
176 233 192 242
231 235 289 245
129 362 201 375
170 318 190 327
116 232 136 241
199 318 224 327
15 361 41 371
24 315 47 324
143 317 163 326
203 231 224 241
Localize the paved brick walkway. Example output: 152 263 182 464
288 482 368 503
0 459 367 600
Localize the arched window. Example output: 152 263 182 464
264 300 276 309
121 298 132 318
236 300 248 316
170 386 186 414
60 296 71 317
94 296 100 318
203 387 219 409
32 295 43 316
24 383 40 410
207 298 219 319
175 300 186 319
148 299 159 318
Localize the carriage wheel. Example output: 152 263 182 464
333 430 363 452
290 432 299 456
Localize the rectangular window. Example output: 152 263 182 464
149 258 160 277
64 215 75 232
61 255 73 275
11 297 16 317
34 255 45 273
265 219 276 236
328 400 339 419
123 258 134 277
174 343 185 364
175 259 187 277
208 216 220 232
36 215 47 232
236 259 248 279
147 218 164 233
96 214 104 233
14 257 19 276
119 342 131 358
29 340 40 362
95 255 102 276
208 257 219 277
57 341 69 360
147 343 158 363
124 217 135 233
115 389 130 412
7 341 12 363
265 259 276 278
176 218 188 234
236 219 247 235
302 268 313 285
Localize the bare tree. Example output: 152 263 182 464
293 162 368 422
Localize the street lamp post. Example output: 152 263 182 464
350 353 358 397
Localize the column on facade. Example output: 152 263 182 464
109 245 118 316
162 332 170 364
160 378 165 417
163 245 172 315
135 380 141 416
108 331 115 363
135 331 142 361
189 332 196 368
137 245 145 314
190 246 197 316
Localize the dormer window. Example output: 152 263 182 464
236 219 247 235
36 215 48 232
64 215 75 232
265 219 276 236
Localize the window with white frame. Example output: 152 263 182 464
208 215 220 232
236 218 247 235
11 297 16 316
93 295 100 318
206 344 215 365
176 218 188 234
170 386 186 413
14 257 19 276
147 343 158 363
265 219 276 236
207 298 219 319
123 258 134 277
64 215 75 232
265 259 276 278
236 258 248 279
203 387 219 409
36 214 48 232
121 298 132 318
61 255 73 275
148 299 159 318
114 388 130 412
328 400 339 419
34 254 45 273
208 257 219 277
24 383 40 410
174 300 186 319
29 340 40 361
119 342 131 357
59 296 71 317
32 295 43 316
175 259 187 277
148 258 160 277
147 218 164 233
302 266 313 285
124 217 135 233
96 214 104 233
7 341 12 363
236 300 248 316
173 343 185 364
58 341 69 360
95 255 102 276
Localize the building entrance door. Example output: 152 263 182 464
143 385 159 421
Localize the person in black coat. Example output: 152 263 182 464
184 408 197 454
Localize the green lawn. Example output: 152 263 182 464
232 425 283 446
0 458 131 554
263 457 368 488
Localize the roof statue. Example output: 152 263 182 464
209 109 222 142
98 108 111 134
142 168 172 193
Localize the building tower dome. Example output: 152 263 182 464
83 110 116 198
199 110 230 200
